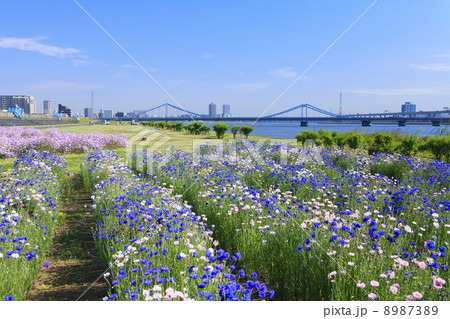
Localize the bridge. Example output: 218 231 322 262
105 103 450 127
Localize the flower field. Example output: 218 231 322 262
0 127 127 159
1 134 449 301
0 152 66 301
129 141 449 301
81 151 274 301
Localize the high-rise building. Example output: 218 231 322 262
43 100 51 114
58 104 72 117
222 104 231 117
84 107 94 118
0 95 36 114
209 103 216 117
401 102 416 113
104 110 113 118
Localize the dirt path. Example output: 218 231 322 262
27 174 108 301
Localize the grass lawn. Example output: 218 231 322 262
0 122 440 173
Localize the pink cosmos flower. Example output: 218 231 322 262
413 292 423 299
370 280 379 287
390 286 398 294
417 261 426 270
368 293 377 300
357 282 366 289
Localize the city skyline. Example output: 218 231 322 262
1 1 450 116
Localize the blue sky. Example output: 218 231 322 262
1 0 450 116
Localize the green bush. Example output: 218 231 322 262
321 134 334 148
334 133 347 148
239 126 254 139
213 123 229 139
423 136 450 162
295 131 319 146
398 134 420 157
368 132 393 155
347 133 363 150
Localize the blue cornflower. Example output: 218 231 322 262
251 272 258 279
43 262 49 268
239 269 245 277
5 296 14 301
129 293 138 300
296 246 303 252
111 280 119 286
269 290 275 299
305 238 311 245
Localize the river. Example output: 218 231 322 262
201 122 449 140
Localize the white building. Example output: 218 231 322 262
43 100 51 114
0 95 36 114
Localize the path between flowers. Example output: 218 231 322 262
27 174 107 301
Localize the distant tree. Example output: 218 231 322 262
174 122 184 131
199 125 211 135
187 122 203 135
231 126 241 139
213 123 229 139
239 126 254 139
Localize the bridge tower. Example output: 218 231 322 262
339 92 342 116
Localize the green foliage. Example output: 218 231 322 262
231 126 240 139
368 132 393 155
321 134 334 148
422 136 450 162
199 125 211 135
371 160 407 181
187 122 204 135
213 123 229 139
295 130 319 146
239 126 254 139
346 132 363 150
398 134 420 157
334 133 347 148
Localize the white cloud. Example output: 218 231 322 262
0 37 81 58
230 82 271 93
268 67 298 78
72 59 91 67
411 63 450 71
112 73 129 79
120 64 138 69
25 81 104 91
348 87 450 96
203 53 213 59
